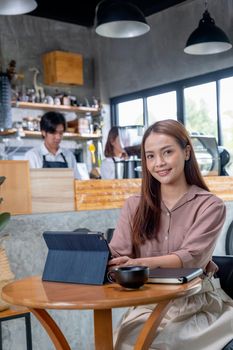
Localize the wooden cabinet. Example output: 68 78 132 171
42 51 83 86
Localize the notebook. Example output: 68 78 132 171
148 267 203 284
42 230 111 285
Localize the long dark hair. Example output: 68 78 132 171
104 126 119 157
132 119 209 246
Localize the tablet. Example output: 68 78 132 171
42 230 111 285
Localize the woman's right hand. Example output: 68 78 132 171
108 255 136 268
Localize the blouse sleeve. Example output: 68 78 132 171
174 196 226 268
109 196 139 257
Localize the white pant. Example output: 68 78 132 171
114 278 233 350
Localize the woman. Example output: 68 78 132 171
100 126 128 179
109 119 233 350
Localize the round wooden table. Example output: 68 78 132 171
2 276 202 350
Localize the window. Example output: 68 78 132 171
184 82 218 139
117 98 143 126
219 77 233 175
147 91 177 125
111 66 233 176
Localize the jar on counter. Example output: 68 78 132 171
77 118 89 134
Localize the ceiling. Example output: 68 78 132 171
29 0 190 28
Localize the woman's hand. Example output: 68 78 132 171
108 256 136 268
108 254 182 270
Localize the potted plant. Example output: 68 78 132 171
0 175 14 311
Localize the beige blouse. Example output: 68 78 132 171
109 185 226 270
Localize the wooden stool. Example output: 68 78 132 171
0 307 32 350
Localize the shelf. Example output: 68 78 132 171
22 130 102 140
0 129 101 140
11 101 100 115
0 128 17 136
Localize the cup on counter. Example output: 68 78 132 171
107 266 149 289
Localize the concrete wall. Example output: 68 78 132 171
0 0 232 124
0 15 97 103
94 0 233 102
0 0 232 137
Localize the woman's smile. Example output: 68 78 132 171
156 169 172 177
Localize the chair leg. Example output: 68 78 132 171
0 321 2 350
25 314 33 350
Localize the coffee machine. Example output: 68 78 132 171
190 134 220 176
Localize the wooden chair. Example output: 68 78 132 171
212 255 233 299
0 306 32 350
212 256 233 350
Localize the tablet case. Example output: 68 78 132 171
42 231 110 285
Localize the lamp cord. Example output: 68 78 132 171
204 0 208 11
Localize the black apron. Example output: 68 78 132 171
42 153 68 168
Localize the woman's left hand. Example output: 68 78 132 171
108 256 136 268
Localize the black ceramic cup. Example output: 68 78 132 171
107 265 149 289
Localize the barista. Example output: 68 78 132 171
25 111 79 178
100 126 128 179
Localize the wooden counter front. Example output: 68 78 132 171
0 160 31 215
30 169 75 213
0 162 75 215
205 176 233 201
74 176 233 211
75 179 141 210
0 159 233 214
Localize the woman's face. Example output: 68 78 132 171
144 132 190 186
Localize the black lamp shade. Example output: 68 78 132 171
184 10 232 55
95 0 150 38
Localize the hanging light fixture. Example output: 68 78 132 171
0 0 37 15
184 1 232 55
95 0 150 39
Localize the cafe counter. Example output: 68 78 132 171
1 160 233 215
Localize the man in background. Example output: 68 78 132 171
25 111 79 178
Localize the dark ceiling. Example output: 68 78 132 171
29 0 189 28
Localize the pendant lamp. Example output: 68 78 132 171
95 0 150 39
0 0 37 15
184 2 232 55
